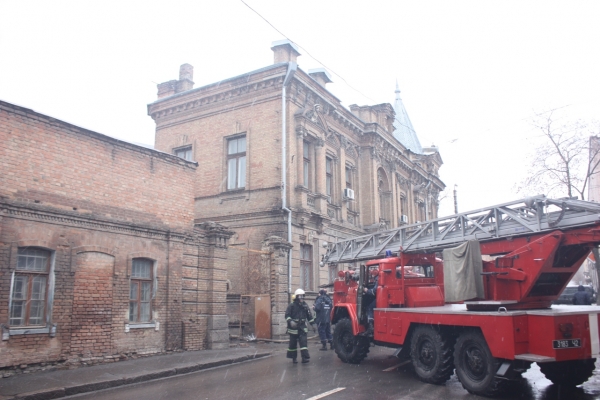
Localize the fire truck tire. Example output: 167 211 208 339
539 358 596 386
410 326 455 384
454 331 504 397
333 318 370 364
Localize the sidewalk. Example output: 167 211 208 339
0 343 280 400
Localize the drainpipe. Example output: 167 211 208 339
281 62 297 302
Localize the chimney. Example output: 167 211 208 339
308 68 332 87
157 80 177 99
176 63 194 93
271 39 301 64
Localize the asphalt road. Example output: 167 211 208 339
65 342 600 400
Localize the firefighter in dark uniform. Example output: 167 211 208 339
285 288 315 363
314 289 333 350
363 269 379 333
573 285 592 305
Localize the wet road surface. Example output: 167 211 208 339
65 342 600 400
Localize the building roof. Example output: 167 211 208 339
392 82 422 154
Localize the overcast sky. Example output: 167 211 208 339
2 0 599 216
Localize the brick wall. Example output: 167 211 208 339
0 100 231 371
70 252 114 357
0 101 195 231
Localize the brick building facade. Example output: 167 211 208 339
148 41 445 337
0 100 232 371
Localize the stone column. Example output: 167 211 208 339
262 236 293 338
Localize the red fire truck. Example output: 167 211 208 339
325 196 600 397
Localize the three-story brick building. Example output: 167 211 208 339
148 41 445 336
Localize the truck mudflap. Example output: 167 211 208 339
332 304 364 336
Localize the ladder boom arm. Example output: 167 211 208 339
324 195 600 264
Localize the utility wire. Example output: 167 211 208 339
240 0 424 136
240 0 378 105
240 1 585 148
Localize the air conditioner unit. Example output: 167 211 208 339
343 188 355 200
399 215 408 224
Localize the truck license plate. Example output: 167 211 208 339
553 339 581 349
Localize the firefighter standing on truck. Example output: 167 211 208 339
363 269 379 334
285 288 315 363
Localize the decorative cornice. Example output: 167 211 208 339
1 201 190 242
291 79 362 136
195 222 234 248
149 75 284 121
194 185 280 202
396 173 410 187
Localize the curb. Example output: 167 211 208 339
9 352 271 400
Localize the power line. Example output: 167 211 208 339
239 0 379 105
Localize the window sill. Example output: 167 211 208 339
2 323 57 340
125 321 159 332
9 327 49 335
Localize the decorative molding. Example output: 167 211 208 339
195 221 234 248
296 125 308 138
149 75 284 121
327 207 335 219
339 135 359 159
396 173 410 187
73 245 116 257
1 201 190 243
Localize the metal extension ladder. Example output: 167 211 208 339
324 196 600 264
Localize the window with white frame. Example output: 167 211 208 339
10 248 52 327
303 141 310 188
300 244 313 291
227 136 246 190
174 146 193 161
326 157 333 198
345 165 353 210
129 258 153 323
345 166 352 190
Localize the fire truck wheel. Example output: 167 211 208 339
410 325 455 384
333 318 370 364
454 330 504 397
539 358 596 386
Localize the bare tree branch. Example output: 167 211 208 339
517 112 599 201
